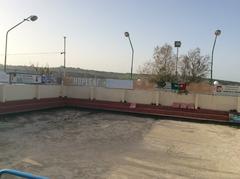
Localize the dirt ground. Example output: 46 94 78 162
0 108 240 179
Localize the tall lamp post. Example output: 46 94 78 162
4 15 38 72
124 32 134 79
210 29 221 83
61 36 67 85
61 36 67 78
174 41 181 80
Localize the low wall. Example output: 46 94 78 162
0 84 62 102
159 91 195 106
4 84 36 101
38 85 62 99
125 90 154 104
95 87 125 102
0 84 239 113
66 86 90 99
0 85 4 102
64 86 240 112
198 94 237 111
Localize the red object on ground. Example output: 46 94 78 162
129 103 136 109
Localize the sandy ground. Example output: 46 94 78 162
0 108 240 179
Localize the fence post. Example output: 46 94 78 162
90 87 95 100
62 85 67 97
121 89 126 102
194 94 199 109
156 90 160 106
237 96 240 113
36 85 40 99
0 84 6 102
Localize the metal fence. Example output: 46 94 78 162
65 77 133 89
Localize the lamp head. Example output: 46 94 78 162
29 15 38 21
215 29 221 36
213 81 219 86
174 41 181 47
124 32 129 37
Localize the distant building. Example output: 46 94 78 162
9 72 42 84
0 71 9 83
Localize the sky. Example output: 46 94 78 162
0 0 240 81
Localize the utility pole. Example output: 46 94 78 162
61 36 66 85
63 36 66 78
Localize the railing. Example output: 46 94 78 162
0 169 48 179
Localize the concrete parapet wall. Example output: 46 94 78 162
198 94 237 111
66 86 90 99
95 87 125 102
159 91 195 106
0 84 62 102
0 84 239 112
0 84 5 102
4 84 36 101
125 90 154 104
38 85 62 99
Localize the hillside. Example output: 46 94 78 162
0 64 239 85
0 64 135 80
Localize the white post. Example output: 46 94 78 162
60 84 64 97
0 84 6 102
194 94 199 109
121 89 126 102
155 90 160 106
237 96 240 113
90 87 95 100
36 85 40 99
62 85 67 97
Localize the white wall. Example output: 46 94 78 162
159 91 195 106
4 84 36 101
125 90 154 104
0 84 5 102
38 85 61 98
198 94 237 111
0 84 62 102
0 84 239 112
95 87 125 102
66 86 90 99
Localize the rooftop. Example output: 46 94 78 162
0 108 240 178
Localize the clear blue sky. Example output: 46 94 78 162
0 0 240 81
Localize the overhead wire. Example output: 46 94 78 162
0 52 61 56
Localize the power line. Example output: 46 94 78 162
0 52 61 56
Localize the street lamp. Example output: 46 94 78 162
174 41 181 80
124 32 134 79
210 29 221 83
61 36 67 85
4 15 38 72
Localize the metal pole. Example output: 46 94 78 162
211 35 218 83
63 36 66 78
4 32 9 72
128 36 134 79
175 47 179 79
4 19 27 72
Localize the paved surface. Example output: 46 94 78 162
0 109 240 179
